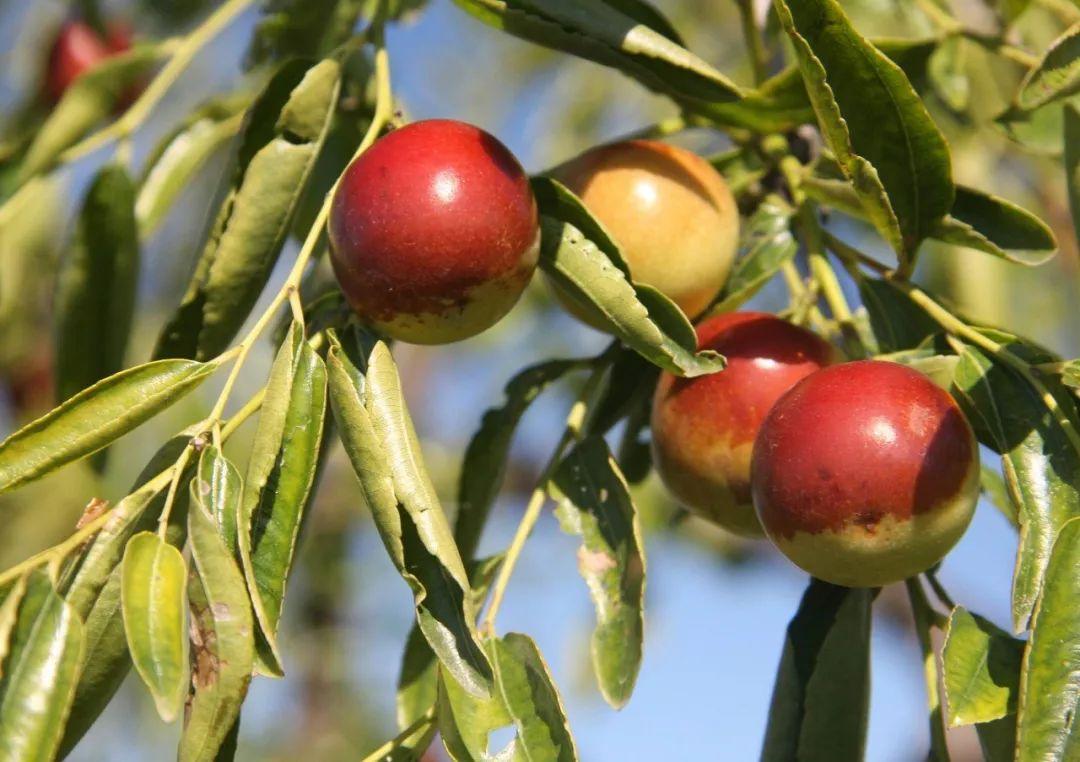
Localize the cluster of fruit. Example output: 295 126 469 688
328 118 980 589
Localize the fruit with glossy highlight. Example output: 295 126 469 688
329 119 540 344
751 360 979 587
651 312 835 536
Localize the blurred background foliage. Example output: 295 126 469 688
0 0 1076 759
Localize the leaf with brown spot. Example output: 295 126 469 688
550 435 645 709
180 446 254 762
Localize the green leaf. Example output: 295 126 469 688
399 556 505 737
154 58 341 361
982 465 1020 528
455 358 588 562
136 115 243 238
193 445 242 556
1015 22 1080 113
181 447 255 762
55 164 140 413
929 37 970 112
0 359 218 495
121 531 189 722
942 607 1024 726
601 0 682 43
952 346 1080 631
774 0 953 261
930 186 1057 265
18 44 163 182
438 662 514 761
238 322 326 675
550 436 645 709
762 580 873 762
1016 517 1080 761
0 579 25 678
711 200 797 314
58 431 196 756
0 571 85 762
488 633 578 761
977 715 1018 762
327 332 492 698
452 0 742 105
533 177 725 377
1065 104 1080 252
859 278 939 353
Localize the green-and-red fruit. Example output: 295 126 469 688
651 312 835 536
552 139 738 324
329 119 540 344
752 360 979 587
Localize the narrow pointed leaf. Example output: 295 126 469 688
55 164 140 411
439 663 514 762
762 580 873 762
929 37 970 112
327 333 492 698
488 633 578 761
0 579 26 678
774 0 953 260
1016 518 1080 761
1015 22 1080 113
238 322 326 675
533 177 725 377
181 447 254 762
455 358 587 562
18 44 163 181
942 607 1023 726
711 201 797 314
58 431 196 756
0 571 85 762
399 556 505 734
952 345 1080 631
859 277 940 353
136 115 243 237
155 58 341 361
550 436 645 708
0 359 218 494
451 0 742 106
930 186 1057 265
121 532 189 722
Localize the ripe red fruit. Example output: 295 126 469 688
552 139 738 323
46 21 132 103
329 120 540 344
650 312 835 536
752 360 979 587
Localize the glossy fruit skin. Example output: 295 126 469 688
46 21 131 103
651 312 835 536
553 139 738 323
329 120 540 344
752 360 979 587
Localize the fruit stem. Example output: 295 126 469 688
59 0 255 169
905 577 951 761
891 281 1080 456
481 355 612 635
735 0 769 86
0 384 265 590
924 569 957 611
359 706 436 762
779 154 865 358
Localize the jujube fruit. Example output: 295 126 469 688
751 360 979 587
651 312 834 536
552 139 738 324
46 20 132 103
329 119 540 344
